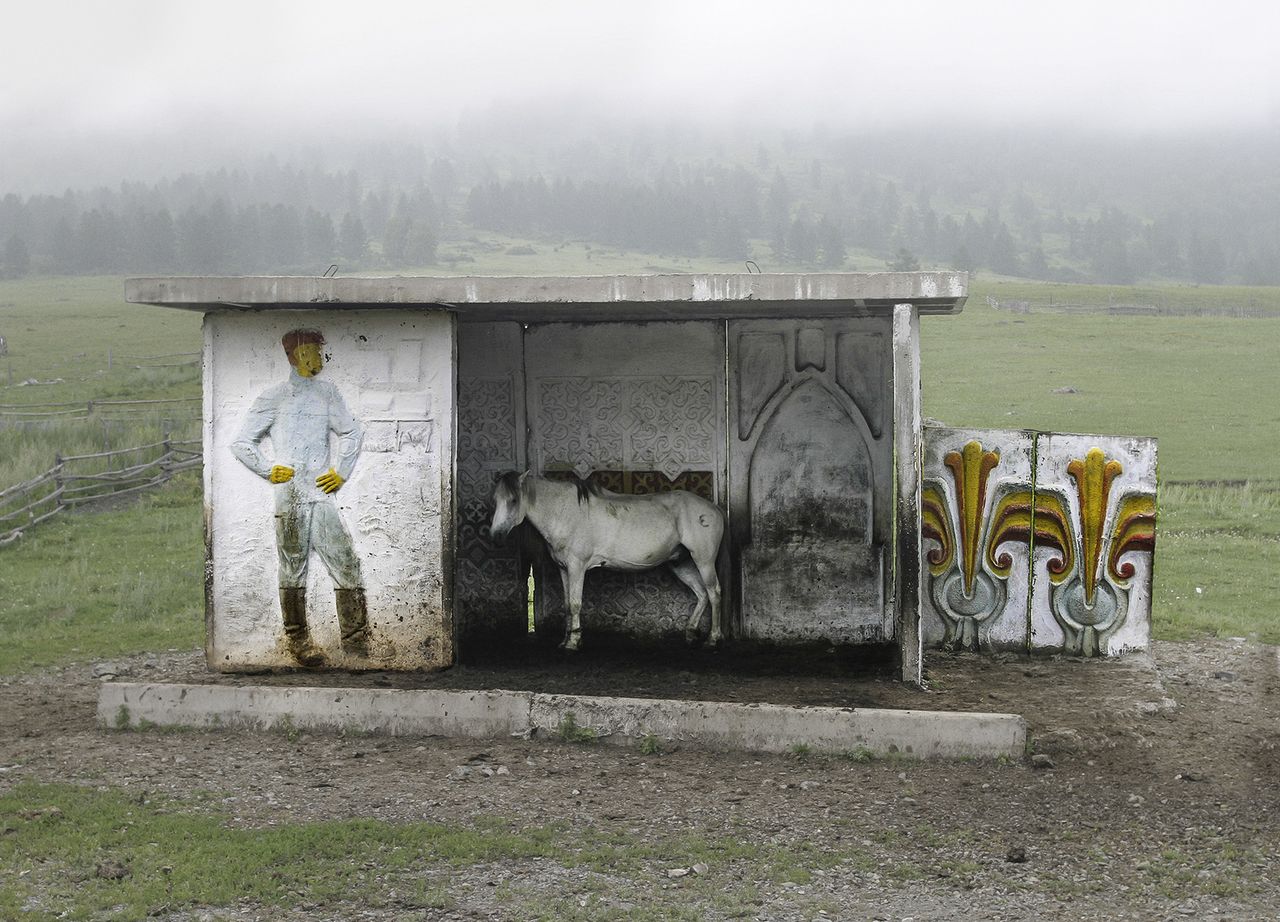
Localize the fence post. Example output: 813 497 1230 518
53 453 64 512
161 430 172 483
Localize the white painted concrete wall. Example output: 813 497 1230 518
203 309 454 671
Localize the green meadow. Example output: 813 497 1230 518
1 267 1278 676
919 283 1280 643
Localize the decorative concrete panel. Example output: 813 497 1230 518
730 318 893 644
1031 433 1157 656
836 331 886 438
921 427 1036 652
204 309 454 672
921 426 1157 657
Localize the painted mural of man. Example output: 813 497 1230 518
231 328 370 666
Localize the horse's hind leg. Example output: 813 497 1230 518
669 555 709 644
693 552 723 648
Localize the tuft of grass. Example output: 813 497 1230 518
555 711 598 744
275 714 301 743
838 746 875 763
785 742 812 761
638 733 664 756
1150 482 1280 643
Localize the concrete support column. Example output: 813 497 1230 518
892 303 923 685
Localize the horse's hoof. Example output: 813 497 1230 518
706 633 723 650
560 633 582 653
684 629 700 646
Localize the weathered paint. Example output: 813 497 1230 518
892 305 923 684
204 309 454 671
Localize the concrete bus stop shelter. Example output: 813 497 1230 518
127 272 968 686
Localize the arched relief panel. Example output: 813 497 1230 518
729 318 894 643
748 380 873 546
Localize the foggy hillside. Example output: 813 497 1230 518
3 3 1278 285
3 117 1278 285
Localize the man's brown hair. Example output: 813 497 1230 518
281 329 325 364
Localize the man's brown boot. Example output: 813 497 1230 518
280 587 325 667
336 587 370 657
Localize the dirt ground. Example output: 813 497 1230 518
2 638 1278 920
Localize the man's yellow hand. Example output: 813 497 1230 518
316 468 345 493
269 465 295 484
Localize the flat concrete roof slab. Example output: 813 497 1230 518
100 681 1025 760
125 272 967 321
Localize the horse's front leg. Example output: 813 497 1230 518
559 560 586 652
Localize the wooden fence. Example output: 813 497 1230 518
0 396 201 425
0 436 201 547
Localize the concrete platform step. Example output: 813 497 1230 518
98 681 1026 759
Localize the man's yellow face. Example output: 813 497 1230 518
291 343 324 377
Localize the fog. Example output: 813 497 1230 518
3 0 1279 191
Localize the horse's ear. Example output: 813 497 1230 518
518 470 531 484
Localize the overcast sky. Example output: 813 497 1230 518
4 0 1279 189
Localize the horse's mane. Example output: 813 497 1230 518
495 471 523 503
568 473 602 505
498 471 602 506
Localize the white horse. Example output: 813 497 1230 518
490 472 725 651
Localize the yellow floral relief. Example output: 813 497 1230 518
1067 448 1123 605
943 441 1000 594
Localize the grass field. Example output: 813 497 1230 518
0 477 204 675
0 780 847 921
0 276 202 489
1 267 1277 673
